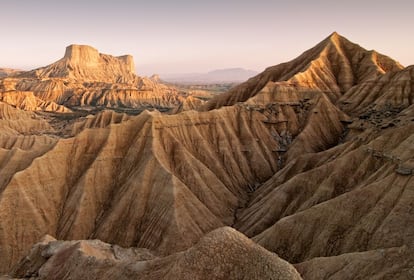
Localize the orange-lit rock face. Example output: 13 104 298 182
58 44 136 81
0 44 181 110
1 33 414 279
64 45 100 66
201 32 403 111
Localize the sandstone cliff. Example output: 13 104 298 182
20 44 136 83
0 45 182 111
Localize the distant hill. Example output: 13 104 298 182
0 68 22 78
161 68 258 84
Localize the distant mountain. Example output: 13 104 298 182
161 68 259 84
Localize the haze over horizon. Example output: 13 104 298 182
1 0 413 76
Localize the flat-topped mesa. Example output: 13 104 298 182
3 44 183 109
20 44 137 83
60 44 136 81
64 45 100 66
63 44 135 74
117 55 135 74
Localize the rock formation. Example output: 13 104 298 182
9 227 302 280
0 91 70 112
201 32 403 110
0 45 183 111
20 44 136 82
0 33 413 279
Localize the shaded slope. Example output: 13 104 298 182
0 85 351 272
0 106 266 271
250 119 414 263
340 65 414 115
295 246 414 280
0 102 54 134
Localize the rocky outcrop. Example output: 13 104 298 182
0 45 182 110
20 45 136 83
70 110 131 135
149 74 161 83
0 91 70 112
170 95 206 113
9 227 302 280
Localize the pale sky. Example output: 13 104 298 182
1 0 413 76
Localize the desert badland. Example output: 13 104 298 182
0 32 413 279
